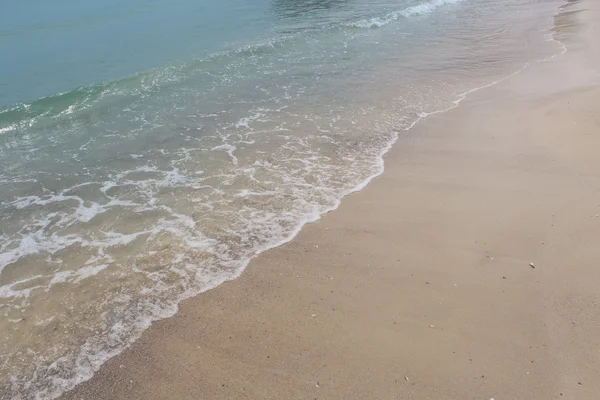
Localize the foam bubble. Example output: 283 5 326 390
347 0 463 29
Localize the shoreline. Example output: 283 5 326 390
20 10 568 400
59 1 600 399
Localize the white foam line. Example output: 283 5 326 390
348 0 463 29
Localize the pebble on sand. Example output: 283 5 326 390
529 262 535 268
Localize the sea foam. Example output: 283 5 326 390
348 0 463 29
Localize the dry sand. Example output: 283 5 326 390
63 1 600 399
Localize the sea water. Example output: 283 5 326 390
0 0 564 398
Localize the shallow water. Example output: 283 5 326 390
1 0 564 398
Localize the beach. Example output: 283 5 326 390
56 1 600 399
6 2 566 396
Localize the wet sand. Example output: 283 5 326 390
63 1 600 399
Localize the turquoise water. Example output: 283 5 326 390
0 0 274 107
1 0 563 398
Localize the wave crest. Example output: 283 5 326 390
347 0 462 29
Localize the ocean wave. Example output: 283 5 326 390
347 0 463 29
0 0 465 138
0 39 293 140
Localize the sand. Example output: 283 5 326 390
62 1 600 399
